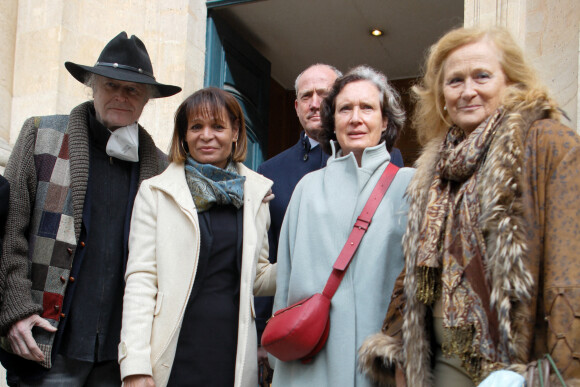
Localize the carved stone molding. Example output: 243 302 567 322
464 0 526 44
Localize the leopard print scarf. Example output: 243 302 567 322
416 109 506 379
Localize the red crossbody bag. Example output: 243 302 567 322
261 163 399 364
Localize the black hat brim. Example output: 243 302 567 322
65 61 182 98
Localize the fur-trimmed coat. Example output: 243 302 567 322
359 102 580 386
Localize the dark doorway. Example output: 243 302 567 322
204 11 271 169
206 0 463 167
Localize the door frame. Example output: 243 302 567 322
206 0 259 10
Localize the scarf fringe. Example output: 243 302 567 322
441 324 485 383
416 266 441 305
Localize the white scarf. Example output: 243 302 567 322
106 122 139 162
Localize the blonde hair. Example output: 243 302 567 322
168 87 247 164
412 26 558 145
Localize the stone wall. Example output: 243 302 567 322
525 0 580 130
2 0 208 171
3 0 578 169
0 0 18 172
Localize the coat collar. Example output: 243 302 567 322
149 161 272 219
237 162 273 209
328 140 391 173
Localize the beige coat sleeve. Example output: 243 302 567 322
253 201 276 297
119 180 159 379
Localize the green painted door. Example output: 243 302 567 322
205 12 271 170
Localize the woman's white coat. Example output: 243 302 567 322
119 162 276 387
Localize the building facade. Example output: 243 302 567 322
0 0 578 384
1 0 578 173
0 0 208 172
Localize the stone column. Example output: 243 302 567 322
464 0 580 131
524 0 579 131
0 0 18 170
464 0 527 42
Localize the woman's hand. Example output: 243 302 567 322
262 189 275 203
395 366 406 387
123 375 155 387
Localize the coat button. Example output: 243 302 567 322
69 276 75 283
60 276 66 283
80 241 86 248
60 313 66 319
67 248 73 255
54 305 59 311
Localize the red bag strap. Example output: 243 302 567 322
322 162 399 299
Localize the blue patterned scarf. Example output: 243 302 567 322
184 156 245 212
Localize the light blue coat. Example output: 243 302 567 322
272 143 414 386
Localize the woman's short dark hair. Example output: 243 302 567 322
168 87 247 163
320 65 405 155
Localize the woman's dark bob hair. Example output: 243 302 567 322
168 87 247 163
320 65 405 155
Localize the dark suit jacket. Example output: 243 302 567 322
258 132 329 266
254 132 404 338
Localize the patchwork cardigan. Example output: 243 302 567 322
359 100 580 386
0 101 164 367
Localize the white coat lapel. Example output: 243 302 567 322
150 163 198 224
238 163 272 219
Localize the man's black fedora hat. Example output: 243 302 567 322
65 31 181 98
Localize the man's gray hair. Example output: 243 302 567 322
294 63 342 96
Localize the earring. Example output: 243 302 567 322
443 106 447 111
180 140 189 155
232 140 237 156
